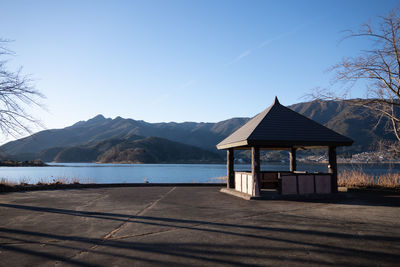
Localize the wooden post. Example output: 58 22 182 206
251 147 260 197
227 148 234 189
289 147 297 172
328 146 338 193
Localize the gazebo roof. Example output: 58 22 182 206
216 97 353 150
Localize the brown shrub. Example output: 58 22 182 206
339 170 400 188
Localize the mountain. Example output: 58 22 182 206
95 136 221 163
289 100 397 153
52 136 221 163
1 115 248 157
0 99 397 163
13 135 222 163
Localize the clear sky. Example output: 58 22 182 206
0 0 399 141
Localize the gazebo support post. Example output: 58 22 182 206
251 147 261 197
227 148 235 189
289 147 297 172
328 146 338 193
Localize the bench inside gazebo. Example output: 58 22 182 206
216 97 353 198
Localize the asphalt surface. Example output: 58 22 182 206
0 186 399 266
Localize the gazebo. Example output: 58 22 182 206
216 97 353 197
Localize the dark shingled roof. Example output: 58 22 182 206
216 97 353 149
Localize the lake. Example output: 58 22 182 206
0 162 399 184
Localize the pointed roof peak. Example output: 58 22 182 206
274 96 280 105
216 97 353 149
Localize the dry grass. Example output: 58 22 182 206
0 176 94 193
339 170 400 188
210 172 400 189
1 178 17 186
36 177 82 185
0 177 89 187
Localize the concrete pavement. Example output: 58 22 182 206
0 186 399 266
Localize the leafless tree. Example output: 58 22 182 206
0 39 44 138
312 9 400 152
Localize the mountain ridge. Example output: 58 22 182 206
0 99 396 163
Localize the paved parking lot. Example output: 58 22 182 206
0 186 399 266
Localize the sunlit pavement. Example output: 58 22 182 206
0 187 399 266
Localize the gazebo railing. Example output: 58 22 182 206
234 171 332 195
234 171 253 195
279 172 332 195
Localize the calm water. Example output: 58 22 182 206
0 162 399 184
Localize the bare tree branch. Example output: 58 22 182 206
0 39 44 138
311 8 400 153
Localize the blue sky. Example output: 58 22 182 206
0 0 399 139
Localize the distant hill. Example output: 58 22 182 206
289 100 396 154
1 115 248 157
95 136 221 163
15 136 222 163
0 99 397 163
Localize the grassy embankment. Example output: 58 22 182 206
0 177 89 192
1 172 399 192
338 170 400 189
213 172 400 190
1 177 86 186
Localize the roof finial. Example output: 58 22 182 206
274 96 280 105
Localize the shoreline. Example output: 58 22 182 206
0 182 226 193
46 161 400 165
1 160 400 166
1 182 399 194
1 161 400 168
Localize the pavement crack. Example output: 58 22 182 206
64 187 176 263
105 202 328 242
137 187 177 216
103 186 176 240
109 228 181 240
78 194 108 210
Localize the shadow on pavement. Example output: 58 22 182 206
0 200 399 266
0 225 399 266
